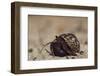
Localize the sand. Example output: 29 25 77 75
28 15 88 61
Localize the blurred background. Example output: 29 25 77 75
28 15 88 60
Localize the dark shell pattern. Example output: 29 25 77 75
50 33 80 57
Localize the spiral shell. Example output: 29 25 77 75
50 33 80 57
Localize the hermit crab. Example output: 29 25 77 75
41 33 80 57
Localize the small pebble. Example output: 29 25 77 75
84 41 87 45
66 56 69 59
80 51 84 55
28 48 33 52
72 57 75 59
33 57 37 60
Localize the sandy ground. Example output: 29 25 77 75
28 15 88 61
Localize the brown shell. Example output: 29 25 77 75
60 33 80 53
50 33 80 57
